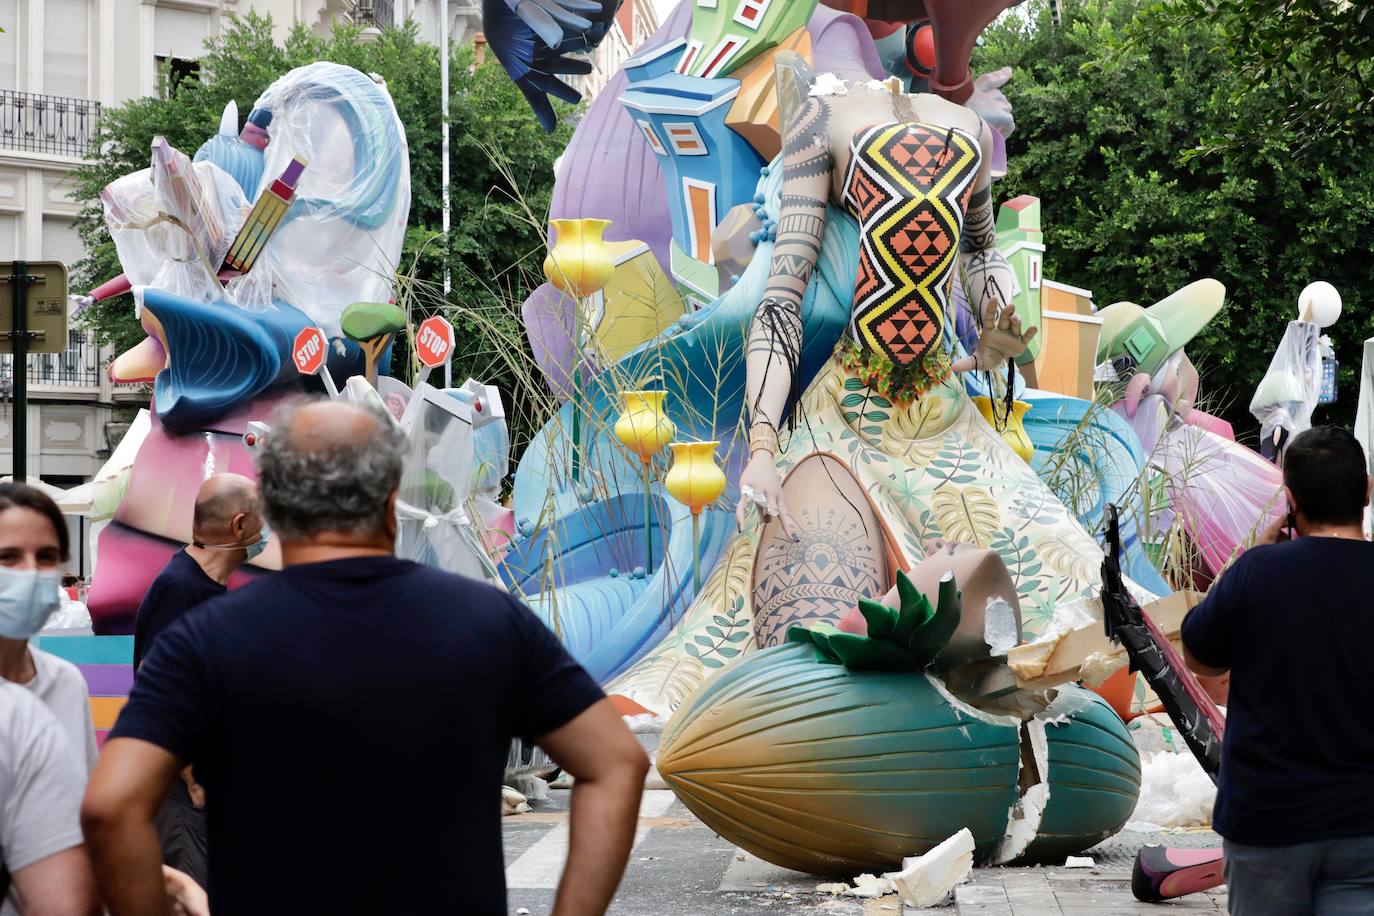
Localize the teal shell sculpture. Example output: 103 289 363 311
657 639 1141 876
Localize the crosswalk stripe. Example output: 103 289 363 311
505 790 677 889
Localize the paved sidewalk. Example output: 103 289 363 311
503 789 1228 915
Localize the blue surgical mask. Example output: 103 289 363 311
195 521 270 560
0 568 63 639
245 524 271 561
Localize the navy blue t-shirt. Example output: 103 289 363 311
132 549 225 668
1182 537 1374 846
111 555 604 915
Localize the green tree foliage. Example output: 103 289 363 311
1150 0 1374 154
71 13 570 445
976 0 1374 431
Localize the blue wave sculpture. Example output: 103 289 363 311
501 493 733 684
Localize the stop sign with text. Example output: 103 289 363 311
416 316 455 369
292 327 328 376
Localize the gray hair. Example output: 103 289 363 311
256 397 406 541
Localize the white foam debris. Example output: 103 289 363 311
983 596 1020 655
808 72 850 97
844 874 895 898
501 786 531 816
1065 855 1095 868
994 782 1048 864
1078 650 1128 686
882 828 975 907
645 753 668 790
814 883 849 896
623 712 668 734
1131 749 1216 828
1044 597 1100 637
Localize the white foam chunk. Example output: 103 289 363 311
882 828 975 907
843 874 894 898
501 785 531 816
983 596 1020 655
1065 855 1095 868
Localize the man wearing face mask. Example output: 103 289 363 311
133 473 267 671
130 472 266 893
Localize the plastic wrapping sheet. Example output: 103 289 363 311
1250 319 1322 451
1156 421 1284 574
101 152 248 304
230 62 410 334
395 385 496 583
1116 395 1283 575
447 384 512 553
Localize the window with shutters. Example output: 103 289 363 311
42 216 84 271
44 0 91 99
0 212 18 260
154 7 209 98
0 0 17 91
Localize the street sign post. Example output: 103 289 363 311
291 326 338 398
0 261 69 481
415 316 454 369
404 316 456 420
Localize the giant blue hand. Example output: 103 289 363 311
505 0 604 47
483 0 620 131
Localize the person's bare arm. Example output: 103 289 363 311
80 737 184 916
1183 643 1230 678
9 847 100 916
537 698 650 916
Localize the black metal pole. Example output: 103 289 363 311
12 260 27 482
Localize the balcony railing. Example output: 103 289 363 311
349 0 395 28
0 90 102 159
0 331 101 389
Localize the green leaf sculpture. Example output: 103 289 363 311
341 301 407 386
787 570 961 672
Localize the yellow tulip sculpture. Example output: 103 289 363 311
665 441 727 590
543 218 615 299
544 218 616 485
614 390 676 575
972 396 1035 463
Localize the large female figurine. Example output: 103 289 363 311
732 80 1103 645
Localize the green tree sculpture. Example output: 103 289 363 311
341 301 407 386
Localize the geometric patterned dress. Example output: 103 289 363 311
843 121 981 366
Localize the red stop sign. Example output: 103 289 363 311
292 327 328 376
416 316 455 369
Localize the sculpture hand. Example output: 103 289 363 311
968 67 1016 138
506 0 602 48
1123 349 1198 419
483 0 598 132
735 450 800 541
952 298 1037 373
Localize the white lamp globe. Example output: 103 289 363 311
1298 281 1341 328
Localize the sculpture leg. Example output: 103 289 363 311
752 452 890 647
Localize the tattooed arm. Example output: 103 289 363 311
736 95 833 535
951 120 1035 372
745 95 832 454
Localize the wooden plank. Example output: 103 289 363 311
1008 591 1203 690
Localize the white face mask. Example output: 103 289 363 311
0 568 62 639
